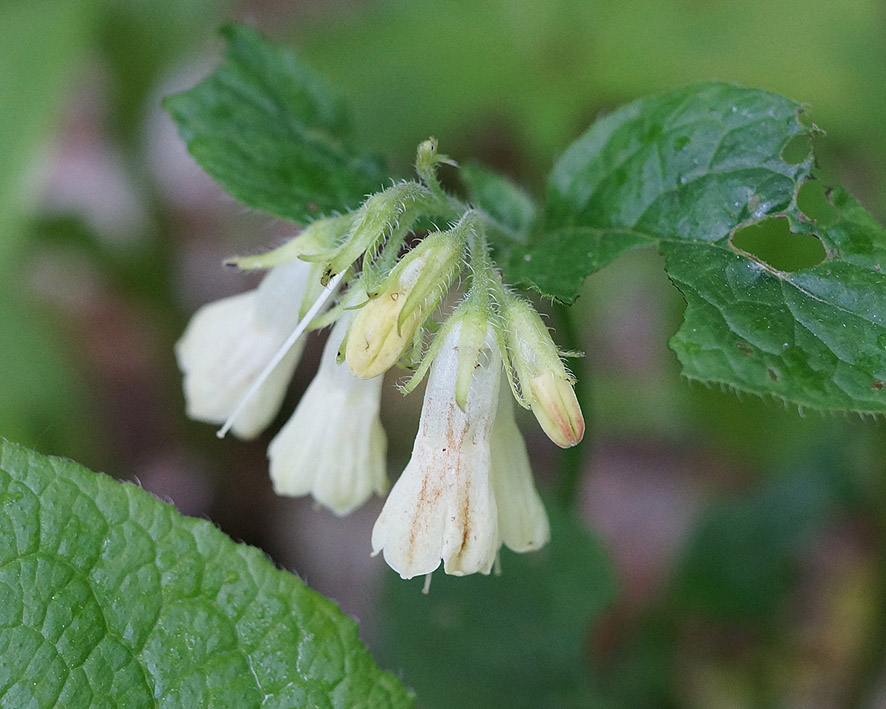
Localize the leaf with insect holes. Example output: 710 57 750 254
163 24 385 225
507 82 886 414
0 441 413 708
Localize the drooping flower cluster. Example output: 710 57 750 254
176 139 584 579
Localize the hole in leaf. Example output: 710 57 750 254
797 180 837 226
780 134 812 165
731 217 826 272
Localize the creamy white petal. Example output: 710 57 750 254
175 258 311 439
371 321 501 578
490 381 550 552
268 313 388 515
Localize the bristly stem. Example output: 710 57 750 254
553 299 590 510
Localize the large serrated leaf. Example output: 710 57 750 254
163 24 385 224
509 82 886 413
0 441 412 708
666 187 886 413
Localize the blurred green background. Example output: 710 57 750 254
3 0 886 705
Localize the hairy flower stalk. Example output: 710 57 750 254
176 257 314 439
268 307 387 515
371 318 501 578
301 181 434 284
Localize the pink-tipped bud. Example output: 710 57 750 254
526 370 584 448
503 297 585 448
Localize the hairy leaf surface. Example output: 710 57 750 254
164 25 385 224
0 442 412 708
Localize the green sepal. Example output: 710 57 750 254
395 229 465 334
399 316 454 395
225 213 353 270
455 306 490 411
301 181 433 283
415 137 460 206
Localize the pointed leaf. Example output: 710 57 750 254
163 24 385 223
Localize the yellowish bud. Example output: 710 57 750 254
345 260 423 379
345 227 464 379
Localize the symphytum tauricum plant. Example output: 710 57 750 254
166 26 886 587
175 137 581 583
4 16 886 709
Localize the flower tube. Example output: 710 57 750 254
175 257 312 439
489 380 550 552
268 310 388 515
371 318 501 578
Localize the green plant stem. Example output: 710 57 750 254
553 300 591 510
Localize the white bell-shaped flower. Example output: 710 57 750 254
371 319 501 578
490 380 550 552
175 257 311 439
268 312 388 515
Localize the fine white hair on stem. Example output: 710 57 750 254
217 270 344 439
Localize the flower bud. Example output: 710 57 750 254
525 370 584 448
301 181 432 283
503 297 585 448
345 228 464 379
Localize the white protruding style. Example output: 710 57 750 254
215 270 343 439
268 311 388 515
176 258 314 439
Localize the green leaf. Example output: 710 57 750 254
378 506 616 708
163 24 385 224
667 187 886 414
512 83 811 298
460 162 537 244
510 82 886 413
0 441 412 708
